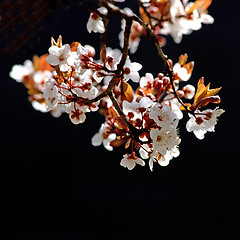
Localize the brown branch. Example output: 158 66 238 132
97 0 190 113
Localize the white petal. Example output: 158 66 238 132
91 133 103 146
194 129 206 140
46 54 60 66
128 71 140 82
130 62 142 71
135 158 145 166
48 46 60 56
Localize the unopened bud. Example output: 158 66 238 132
182 84 195 99
162 76 170 87
84 45 96 57
177 90 184 98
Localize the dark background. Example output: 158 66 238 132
0 0 239 238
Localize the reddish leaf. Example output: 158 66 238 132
110 137 129 148
115 117 128 130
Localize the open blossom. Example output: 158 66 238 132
173 63 191 81
87 11 105 34
122 56 142 82
43 78 60 111
46 44 72 72
160 0 214 43
149 104 179 130
139 141 180 171
9 60 34 82
186 108 225 139
91 123 116 151
123 97 153 120
120 154 145 170
150 128 180 156
149 146 180 170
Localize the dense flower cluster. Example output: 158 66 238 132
10 0 224 170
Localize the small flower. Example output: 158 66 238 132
9 60 34 82
120 154 145 170
123 97 153 120
87 12 105 34
69 108 86 125
46 44 72 72
150 128 180 156
173 63 191 81
186 108 225 139
122 56 142 83
91 123 116 151
43 79 60 111
149 104 179 130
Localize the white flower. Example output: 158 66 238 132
140 73 154 88
120 154 145 170
87 12 105 34
46 44 72 72
163 94 183 120
139 140 180 171
150 128 180 156
160 0 214 43
186 108 225 139
43 79 60 111
122 56 142 82
160 18 192 44
9 60 34 82
173 63 191 81
123 97 153 120
91 123 116 151
149 104 179 130
69 107 86 125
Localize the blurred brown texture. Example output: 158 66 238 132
0 0 91 55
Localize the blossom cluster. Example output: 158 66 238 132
9 0 224 170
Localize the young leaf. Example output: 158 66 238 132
192 77 221 110
121 80 133 102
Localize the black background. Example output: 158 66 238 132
0 0 239 238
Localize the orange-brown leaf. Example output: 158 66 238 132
180 103 192 111
178 54 188 66
33 54 53 71
139 7 150 24
108 107 119 119
70 42 80 52
187 0 212 14
121 81 133 102
193 77 222 109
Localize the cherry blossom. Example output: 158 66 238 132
87 11 105 34
43 79 60 111
46 44 72 72
9 60 34 82
150 128 180 156
149 104 179 130
9 1 224 170
91 123 116 151
186 108 225 139
122 56 142 82
120 154 145 170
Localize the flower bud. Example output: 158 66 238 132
182 84 195 99
84 45 96 57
